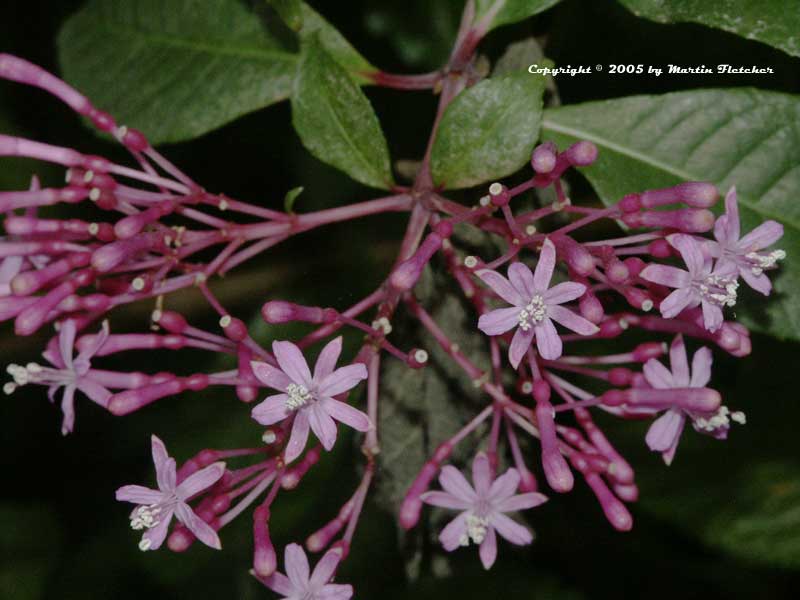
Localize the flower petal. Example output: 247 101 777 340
250 361 293 391
496 492 548 512
177 461 225 499
478 307 520 336
507 262 535 299
260 572 294 596
76 320 109 364
284 543 310 589
508 326 534 369
59 384 76 435
669 335 690 386
472 452 492 498
439 512 468 551
476 269 524 305
701 300 724 332
547 305 599 336
643 359 674 389
533 238 556 291
645 409 685 452
58 319 77 370
317 364 368 397
115 485 163 505
738 220 784 252
251 393 291 426
77 379 112 407
151 435 176 492
141 507 174 550
317 584 354 600
534 318 562 360
740 266 772 295
175 503 221 550
319 397 371 432
490 512 533 546
659 287 695 319
285 411 310 464
670 234 705 275
690 346 713 388
716 187 740 244
543 281 586 305
479 526 498 569
272 340 312 387
313 336 343 384
420 491 473 510
310 549 342 588
309 404 338 451
487 469 520 503
439 466 477 503
639 265 691 289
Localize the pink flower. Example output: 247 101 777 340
116 435 225 551
640 234 738 332
476 238 598 367
643 335 744 465
711 186 785 295
421 452 547 569
4 318 111 434
258 544 352 600
250 337 371 463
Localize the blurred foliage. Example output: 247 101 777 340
2 0 800 598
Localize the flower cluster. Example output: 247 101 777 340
1 49 786 597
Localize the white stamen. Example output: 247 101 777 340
138 538 152 551
521 381 533 394
525 224 537 236
464 256 478 269
3 382 16 395
88 223 100 236
371 317 392 335
131 277 146 291
262 430 277 444
641 299 654 312
83 170 94 183
517 294 547 331
463 514 490 545
219 314 232 328
414 349 429 364
489 182 503 196
479 195 491 207
218 198 229 211
89 188 101 201
285 383 312 410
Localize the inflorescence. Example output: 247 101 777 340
0 48 785 598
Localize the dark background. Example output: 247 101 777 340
2 0 799 598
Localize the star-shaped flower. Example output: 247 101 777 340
116 435 225 551
476 238 598 367
711 186 785 295
421 452 547 569
5 318 112 434
258 544 352 600
643 335 744 465
250 337 371 463
640 234 738 332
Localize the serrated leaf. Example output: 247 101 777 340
431 70 547 189
475 0 562 31
617 0 800 58
57 0 373 145
541 89 800 341
267 0 303 31
291 37 393 189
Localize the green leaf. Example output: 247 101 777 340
291 36 393 189
297 3 374 79
617 0 800 58
474 0 561 31
57 0 373 145
493 37 545 76
283 185 304 213
267 0 303 31
431 69 547 189
541 89 800 341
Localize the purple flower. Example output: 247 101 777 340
421 452 547 569
476 238 599 367
116 435 225 551
711 186 785 295
250 337 371 463
258 544 352 600
640 234 738 332
4 319 112 434
643 335 744 465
